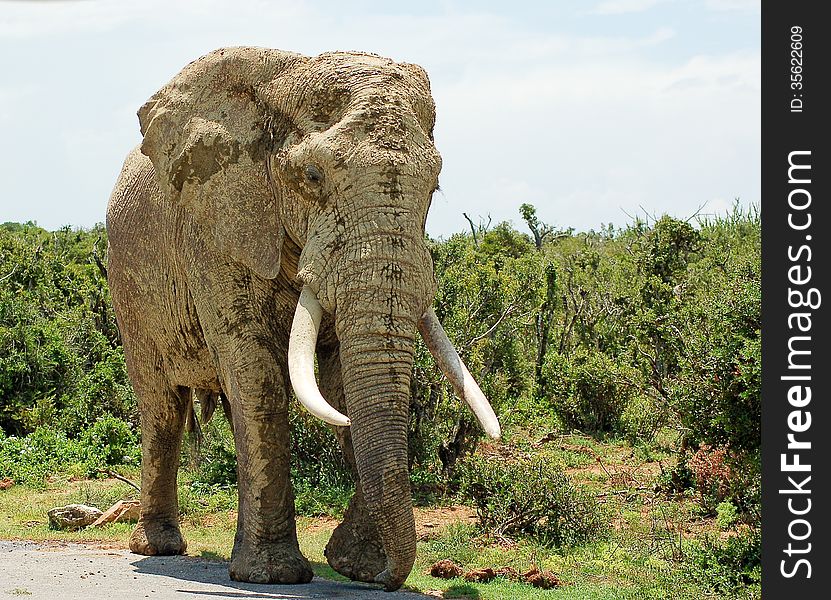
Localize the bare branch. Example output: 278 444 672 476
97 469 140 493
462 213 479 246
0 265 16 283
462 302 520 350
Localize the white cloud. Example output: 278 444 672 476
428 45 759 235
704 0 761 13
0 85 35 124
588 0 670 16
0 1 760 236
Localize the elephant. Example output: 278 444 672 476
106 47 500 591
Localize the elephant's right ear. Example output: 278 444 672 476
137 47 305 280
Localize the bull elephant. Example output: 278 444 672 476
106 47 500 591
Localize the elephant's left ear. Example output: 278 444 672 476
138 48 305 280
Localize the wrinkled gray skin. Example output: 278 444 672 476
107 47 442 591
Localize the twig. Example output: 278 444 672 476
92 235 108 280
595 486 649 498
462 302 520 350
462 212 479 245
0 266 16 283
98 469 141 493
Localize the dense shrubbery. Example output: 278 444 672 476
685 529 761 596
407 204 760 524
459 454 607 547
0 222 133 436
0 204 761 531
540 349 636 433
0 416 140 486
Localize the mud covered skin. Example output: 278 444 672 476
107 47 441 590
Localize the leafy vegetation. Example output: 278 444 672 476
0 222 132 436
0 203 761 598
459 454 607 546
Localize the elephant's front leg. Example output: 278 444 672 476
317 343 387 583
222 344 314 585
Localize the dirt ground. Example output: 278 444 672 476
299 505 476 541
0 540 431 599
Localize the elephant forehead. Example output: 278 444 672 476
272 57 429 122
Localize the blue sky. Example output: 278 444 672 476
0 0 760 237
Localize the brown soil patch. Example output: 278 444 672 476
566 464 608 477
414 505 476 539
298 505 477 540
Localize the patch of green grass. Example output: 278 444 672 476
0 431 753 600
0 479 136 542
404 524 716 600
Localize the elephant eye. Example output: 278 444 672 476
305 165 323 184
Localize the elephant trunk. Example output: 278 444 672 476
334 277 421 590
340 341 416 590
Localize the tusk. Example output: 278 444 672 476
418 309 501 439
288 286 351 427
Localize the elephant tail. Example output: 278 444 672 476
185 389 233 467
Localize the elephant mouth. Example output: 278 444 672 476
286 285 501 438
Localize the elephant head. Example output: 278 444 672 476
137 47 499 590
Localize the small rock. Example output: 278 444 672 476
92 500 141 527
47 504 103 530
464 567 496 583
428 559 463 579
523 566 561 589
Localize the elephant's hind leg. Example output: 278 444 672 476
128 360 189 556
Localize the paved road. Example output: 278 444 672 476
0 541 432 599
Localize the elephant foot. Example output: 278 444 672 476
229 540 313 584
129 518 187 556
324 496 386 583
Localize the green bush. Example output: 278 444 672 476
716 501 739 530
672 251 761 461
293 479 352 517
0 418 139 486
290 408 351 489
620 393 669 443
179 480 237 516
0 427 84 486
187 417 237 487
0 223 134 437
459 455 607 546
685 528 761 596
541 349 635 433
80 414 140 468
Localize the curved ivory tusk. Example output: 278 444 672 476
288 286 351 427
418 309 501 439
